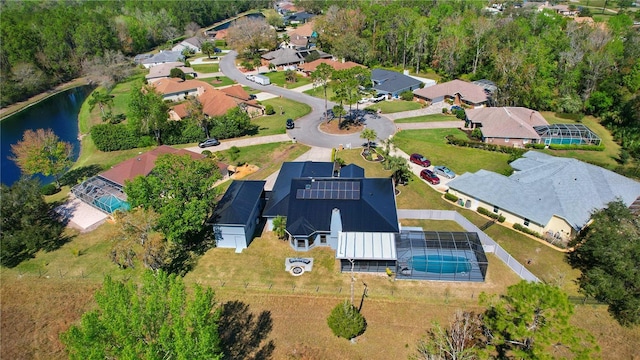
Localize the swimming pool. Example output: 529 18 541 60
93 195 130 214
411 255 471 274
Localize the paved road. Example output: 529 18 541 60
219 51 396 149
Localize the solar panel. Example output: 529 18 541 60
295 180 361 200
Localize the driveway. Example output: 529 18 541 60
389 148 456 192
219 51 397 149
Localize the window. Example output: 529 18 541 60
320 234 327 244
493 205 500 213
505 138 510 143
524 218 530 227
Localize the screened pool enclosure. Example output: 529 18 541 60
534 124 601 146
71 176 130 214
395 230 488 282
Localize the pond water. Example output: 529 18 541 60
0 85 92 186
211 13 264 30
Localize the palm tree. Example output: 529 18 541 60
387 155 410 186
88 90 114 119
201 41 216 59
360 128 377 153
311 63 333 121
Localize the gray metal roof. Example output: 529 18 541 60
208 180 265 226
142 51 184 65
447 151 640 230
371 69 422 94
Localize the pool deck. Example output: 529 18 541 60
54 196 108 232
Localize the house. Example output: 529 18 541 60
214 29 228 41
172 36 208 53
284 11 315 25
207 180 266 253
145 62 197 82
284 21 317 49
261 48 331 68
446 151 640 245
465 107 549 147
155 80 264 119
71 146 227 214
141 51 185 69
413 79 489 107
277 1 298 15
371 69 423 98
297 58 365 76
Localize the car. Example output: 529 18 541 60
433 165 456 179
410 153 431 167
245 74 255 81
357 98 370 104
286 118 294 129
451 105 464 112
420 169 440 185
198 138 220 148
371 93 386 102
248 94 257 100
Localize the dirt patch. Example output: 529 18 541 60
230 164 259 179
319 119 364 135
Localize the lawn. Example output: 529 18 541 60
215 142 310 175
394 113 461 123
200 76 236 87
393 128 513 175
263 71 313 89
304 85 335 100
191 63 220 73
365 100 422 114
252 97 312 136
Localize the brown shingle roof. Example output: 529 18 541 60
151 78 206 96
289 21 315 38
413 79 488 105
220 85 250 101
298 58 365 73
99 146 204 186
466 107 549 140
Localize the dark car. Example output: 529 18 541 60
451 105 464 112
420 169 440 185
410 153 431 167
286 118 294 129
198 138 220 148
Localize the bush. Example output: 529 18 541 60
91 124 138 151
41 183 60 195
400 90 414 101
455 109 466 119
327 301 366 340
228 146 241 162
265 104 275 115
201 150 212 158
477 207 506 222
446 135 526 156
513 223 544 239
444 192 458 202
442 108 449 114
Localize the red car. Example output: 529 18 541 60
420 169 440 185
410 153 431 167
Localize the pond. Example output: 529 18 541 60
211 13 264 30
0 85 93 186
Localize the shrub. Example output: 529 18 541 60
455 109 466 119
201 150 212 158
331 148 337 162
91 124 138 151
228 146 240 162
444 192 458 202
41 183 59 195
470 128 483 140
265 104 275 115
400 90 414 101
513 223 544 239
442 108 449 114
327 301 366 340
478 207 504 222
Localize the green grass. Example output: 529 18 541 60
108 73 146 117
191 64 220 73
365 100 423 114
304 85 335 100
394 128 513 175
253 97 312 136
201 76 236 87
394 113 461 123
263 71 313 89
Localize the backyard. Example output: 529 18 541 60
365 100 423 113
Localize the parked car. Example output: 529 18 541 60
410 153 431 167
420 169 440 185
451 105 464 111
358 97 370 104
286 118 294 129
245 74 255 81
433 165 456 179
198 138 220 148
371 93 386 102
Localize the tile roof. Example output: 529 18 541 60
208 180 265 226
151 78 205 95
447 151 640 230
371 69 423 94
146 62 195 80
289 21 315 38
297 58 365 73
466 107 548 140
220 85 251 101
99 146 204 186
413 79 489 104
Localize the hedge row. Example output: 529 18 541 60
446 136 526 156
91 124 140 152
512 223 544 240
444 192 458 202
477 207 506 223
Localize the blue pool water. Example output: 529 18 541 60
545 138 587 145
412 255 471 273
93 195 130 214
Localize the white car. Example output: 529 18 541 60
245 74 255 81
358 97 370 104
371 94 386 102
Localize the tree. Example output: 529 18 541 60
360 128 377 153
186 96 209 138
568 200 640 326
387 155 411 185
331 104 347 126
9 128 73 188
226 17 277 56
209 107 256 140
169 67 185 80
480 281 598 359
311 63 334 121
124 154 221 243
128 82 169 145
88 90 115 119
284 69 297 83
109 208 166 270
1 178 66 267
272 215 287 240
327 300 366 340
201 41 216 59
412 310 485 360
60 270 223 359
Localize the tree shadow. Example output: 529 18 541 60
218 300 275 360
60 164 104 187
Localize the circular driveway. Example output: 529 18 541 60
219 51 396 148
